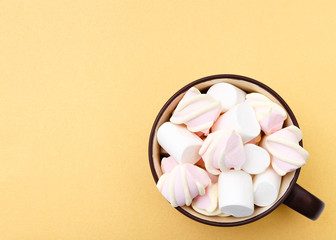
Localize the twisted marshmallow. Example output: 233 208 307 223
199 130 246 175
192 183 229 217
170 87 221 135
245 93 287 135
260 125 309 176
157 163 210 207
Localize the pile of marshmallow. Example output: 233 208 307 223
156 83 309 218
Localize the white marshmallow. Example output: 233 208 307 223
157 122 203 164
253 167 281 207
211 103 261 143
242 144 270 174
207 83 246 112
218 170 254 217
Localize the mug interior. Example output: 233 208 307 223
149 75 300 226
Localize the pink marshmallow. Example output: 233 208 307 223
245 93 287 135
192 183 229 216
170 87 221 135
199 130 246 175
192 183 217 213
157 163 211 207
260 125 309 176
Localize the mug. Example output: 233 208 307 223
148 74 325 226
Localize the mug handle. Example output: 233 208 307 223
283 184 325 220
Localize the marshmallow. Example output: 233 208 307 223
260 125 309 176
245 93 287 135
242 144 270 174
200 130 246 175
253 167 281 207
192 183 229 217
157 163 211 207
157 122 203 164
218 170 254 217
170 87 221 135
161 156 179 174
211 103 261 143
207 83 246 112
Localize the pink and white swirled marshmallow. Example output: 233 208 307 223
161 157 218 183
192 183 229 216
170 87 221 135
260 125 309 176
157 163 211 207
199 130 246 175
245 93 287 135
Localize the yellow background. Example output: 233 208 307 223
0 0 335 239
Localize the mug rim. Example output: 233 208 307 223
148 74 301 227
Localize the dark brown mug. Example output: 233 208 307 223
148 74 325 226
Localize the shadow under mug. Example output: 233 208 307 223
148 74 325 226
